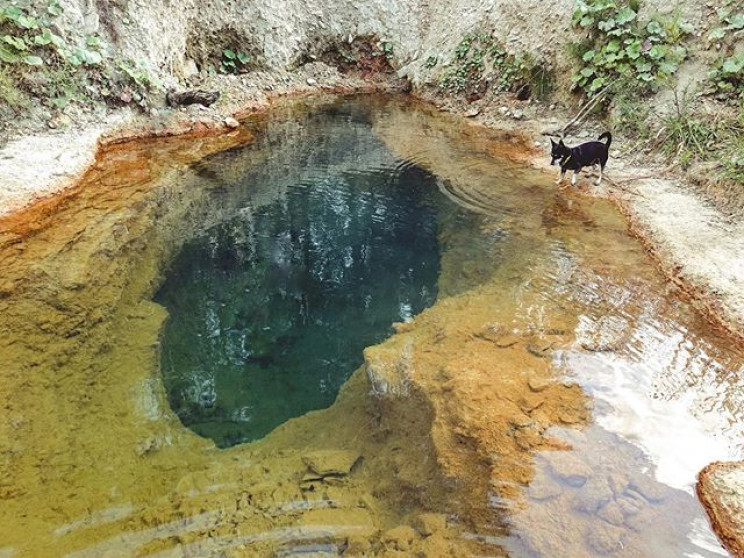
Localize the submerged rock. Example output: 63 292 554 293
543 451 592 488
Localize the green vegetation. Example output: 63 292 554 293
438 31 552 98
0 2 103 68
570 0 692 96
0 0 161 116
220 49 251 73
707 3 744 98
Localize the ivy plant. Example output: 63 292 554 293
221 49 250 73
570 0 692 96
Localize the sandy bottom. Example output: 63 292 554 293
0 95 741 557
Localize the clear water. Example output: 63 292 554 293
2 95 742 557
155 157 444 446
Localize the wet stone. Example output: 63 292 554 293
616 493 644 517
528 378 553 393
628 473 666 503
495 334 520 348
526 341 554 358
543 452 592 487
573 477 613 514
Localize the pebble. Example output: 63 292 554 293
512 109 524 120
306 77 318 86
528 378 552 392
224 116 240 128
465 108 480 118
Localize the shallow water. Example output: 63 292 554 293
0 95 743 557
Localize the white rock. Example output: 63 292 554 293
224 117 240 129
306 77 318 86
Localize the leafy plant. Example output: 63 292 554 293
116 58 162 91
0 1 104 68
707 4 744 98
438 31 552 98
221 49 250 73
570 0 692 96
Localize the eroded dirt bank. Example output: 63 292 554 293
1 91 743 558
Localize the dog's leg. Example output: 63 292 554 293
595 165 603 186
556 166 564 184
571 171 578 186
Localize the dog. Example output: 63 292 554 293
550 132 612 187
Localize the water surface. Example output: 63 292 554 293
0 95 742 557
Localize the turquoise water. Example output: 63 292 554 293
155 106 457 446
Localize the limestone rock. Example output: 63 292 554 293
223 116 240 128
697 461 744 558
302 450 361 477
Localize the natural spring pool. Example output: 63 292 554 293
0 95 743 557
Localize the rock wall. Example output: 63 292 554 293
54 0 703 86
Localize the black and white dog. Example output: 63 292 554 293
550 132 612 187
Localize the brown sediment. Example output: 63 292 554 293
698 462 744 558
0 94 593 557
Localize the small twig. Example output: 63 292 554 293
545 85 613 138
562 87 611 136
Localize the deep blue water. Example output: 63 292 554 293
155 105 451 446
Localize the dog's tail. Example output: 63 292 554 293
598 131 612 150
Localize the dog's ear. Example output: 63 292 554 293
559 139 565 146
550 138 556 146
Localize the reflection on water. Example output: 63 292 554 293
1 95 743 557
156 159 444 445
